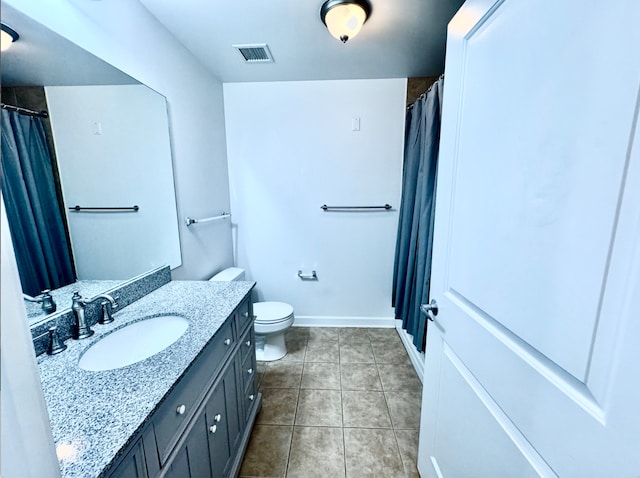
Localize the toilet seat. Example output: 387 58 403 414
253 302 294 324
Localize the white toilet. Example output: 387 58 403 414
209 267 295 361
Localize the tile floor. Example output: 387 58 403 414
239 327 423 478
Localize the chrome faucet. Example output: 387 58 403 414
23 289 57 314
71 291 118 339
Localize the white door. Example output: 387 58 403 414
418 0 640 476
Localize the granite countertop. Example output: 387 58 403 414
37 280 255 478
26 280 123 322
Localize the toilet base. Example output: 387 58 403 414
255 331 287 361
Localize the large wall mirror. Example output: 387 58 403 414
1 5 182 324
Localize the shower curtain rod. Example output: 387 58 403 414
407 73 444 111
1 103 49 118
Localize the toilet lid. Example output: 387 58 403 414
253 301 294 323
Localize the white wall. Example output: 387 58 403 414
4 0 234 281
1 0 234 472
1 196 60 478
46 85 181 280
224 79 406 325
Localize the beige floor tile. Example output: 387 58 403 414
280 338 307 363
286 427 345 478
367 328 401 343
295 389 342 427
256 361 268 389
342 391 392 428
340 363 383 391
256 388 299 425
308 327 340 342
243 327 425 477
261 362 303 389
344 428 405 478
395 429 420 478
301 362 341 390
239 425 292 478
339 328 372 345
371 341 411 365
385 390 422 429
340 343 375 364
305 341 340 363
286 326 310 341
377 363 422 391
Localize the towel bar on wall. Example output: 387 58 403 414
69 205 139 212
185 213 231 227
320 204 392 211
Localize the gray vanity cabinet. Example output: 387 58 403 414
205 356 238 477
109 438 149 478
105 295 261 478
164 413 211 478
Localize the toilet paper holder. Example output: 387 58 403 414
298 270 318 281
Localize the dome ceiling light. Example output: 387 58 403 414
1 24 19 51
320 0 371 44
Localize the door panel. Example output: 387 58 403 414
418 0 640 476
446 0 638 380
431 340 553 477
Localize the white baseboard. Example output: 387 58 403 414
395 319 425 382
292 316 396 328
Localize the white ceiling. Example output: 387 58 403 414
139 0 465 82
0 5 137 87
0 0 464 87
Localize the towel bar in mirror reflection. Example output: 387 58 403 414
1 5 182 324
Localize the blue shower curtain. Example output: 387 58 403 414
392 77 443 352
1 109 75 296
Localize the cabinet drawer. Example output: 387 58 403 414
240 348 256 393
242 382 258 419
234 299 253 335
239 325 255 364
153 319 235 465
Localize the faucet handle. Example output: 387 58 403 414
47 326 67 355
99 300 115 324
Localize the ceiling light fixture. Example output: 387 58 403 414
1 24 19 51
320 0 371 44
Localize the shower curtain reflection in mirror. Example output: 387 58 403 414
1 108 75 296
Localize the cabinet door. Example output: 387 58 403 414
205 374 231 477
109 439 148 478
164 413 211 478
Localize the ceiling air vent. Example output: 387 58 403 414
233 44 274 63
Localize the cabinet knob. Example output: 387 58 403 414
224 338 232 346
247 368 253 375
245 340 251 347
243 311 249 318
176 405 186 415
214 413 222 423
209 425 217 434
248 394 255 401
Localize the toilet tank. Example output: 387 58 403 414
209 267 245 281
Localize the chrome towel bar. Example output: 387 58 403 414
185 213 231 227
321 204 392 211
69 205 139 212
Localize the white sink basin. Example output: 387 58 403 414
78 315 189 371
